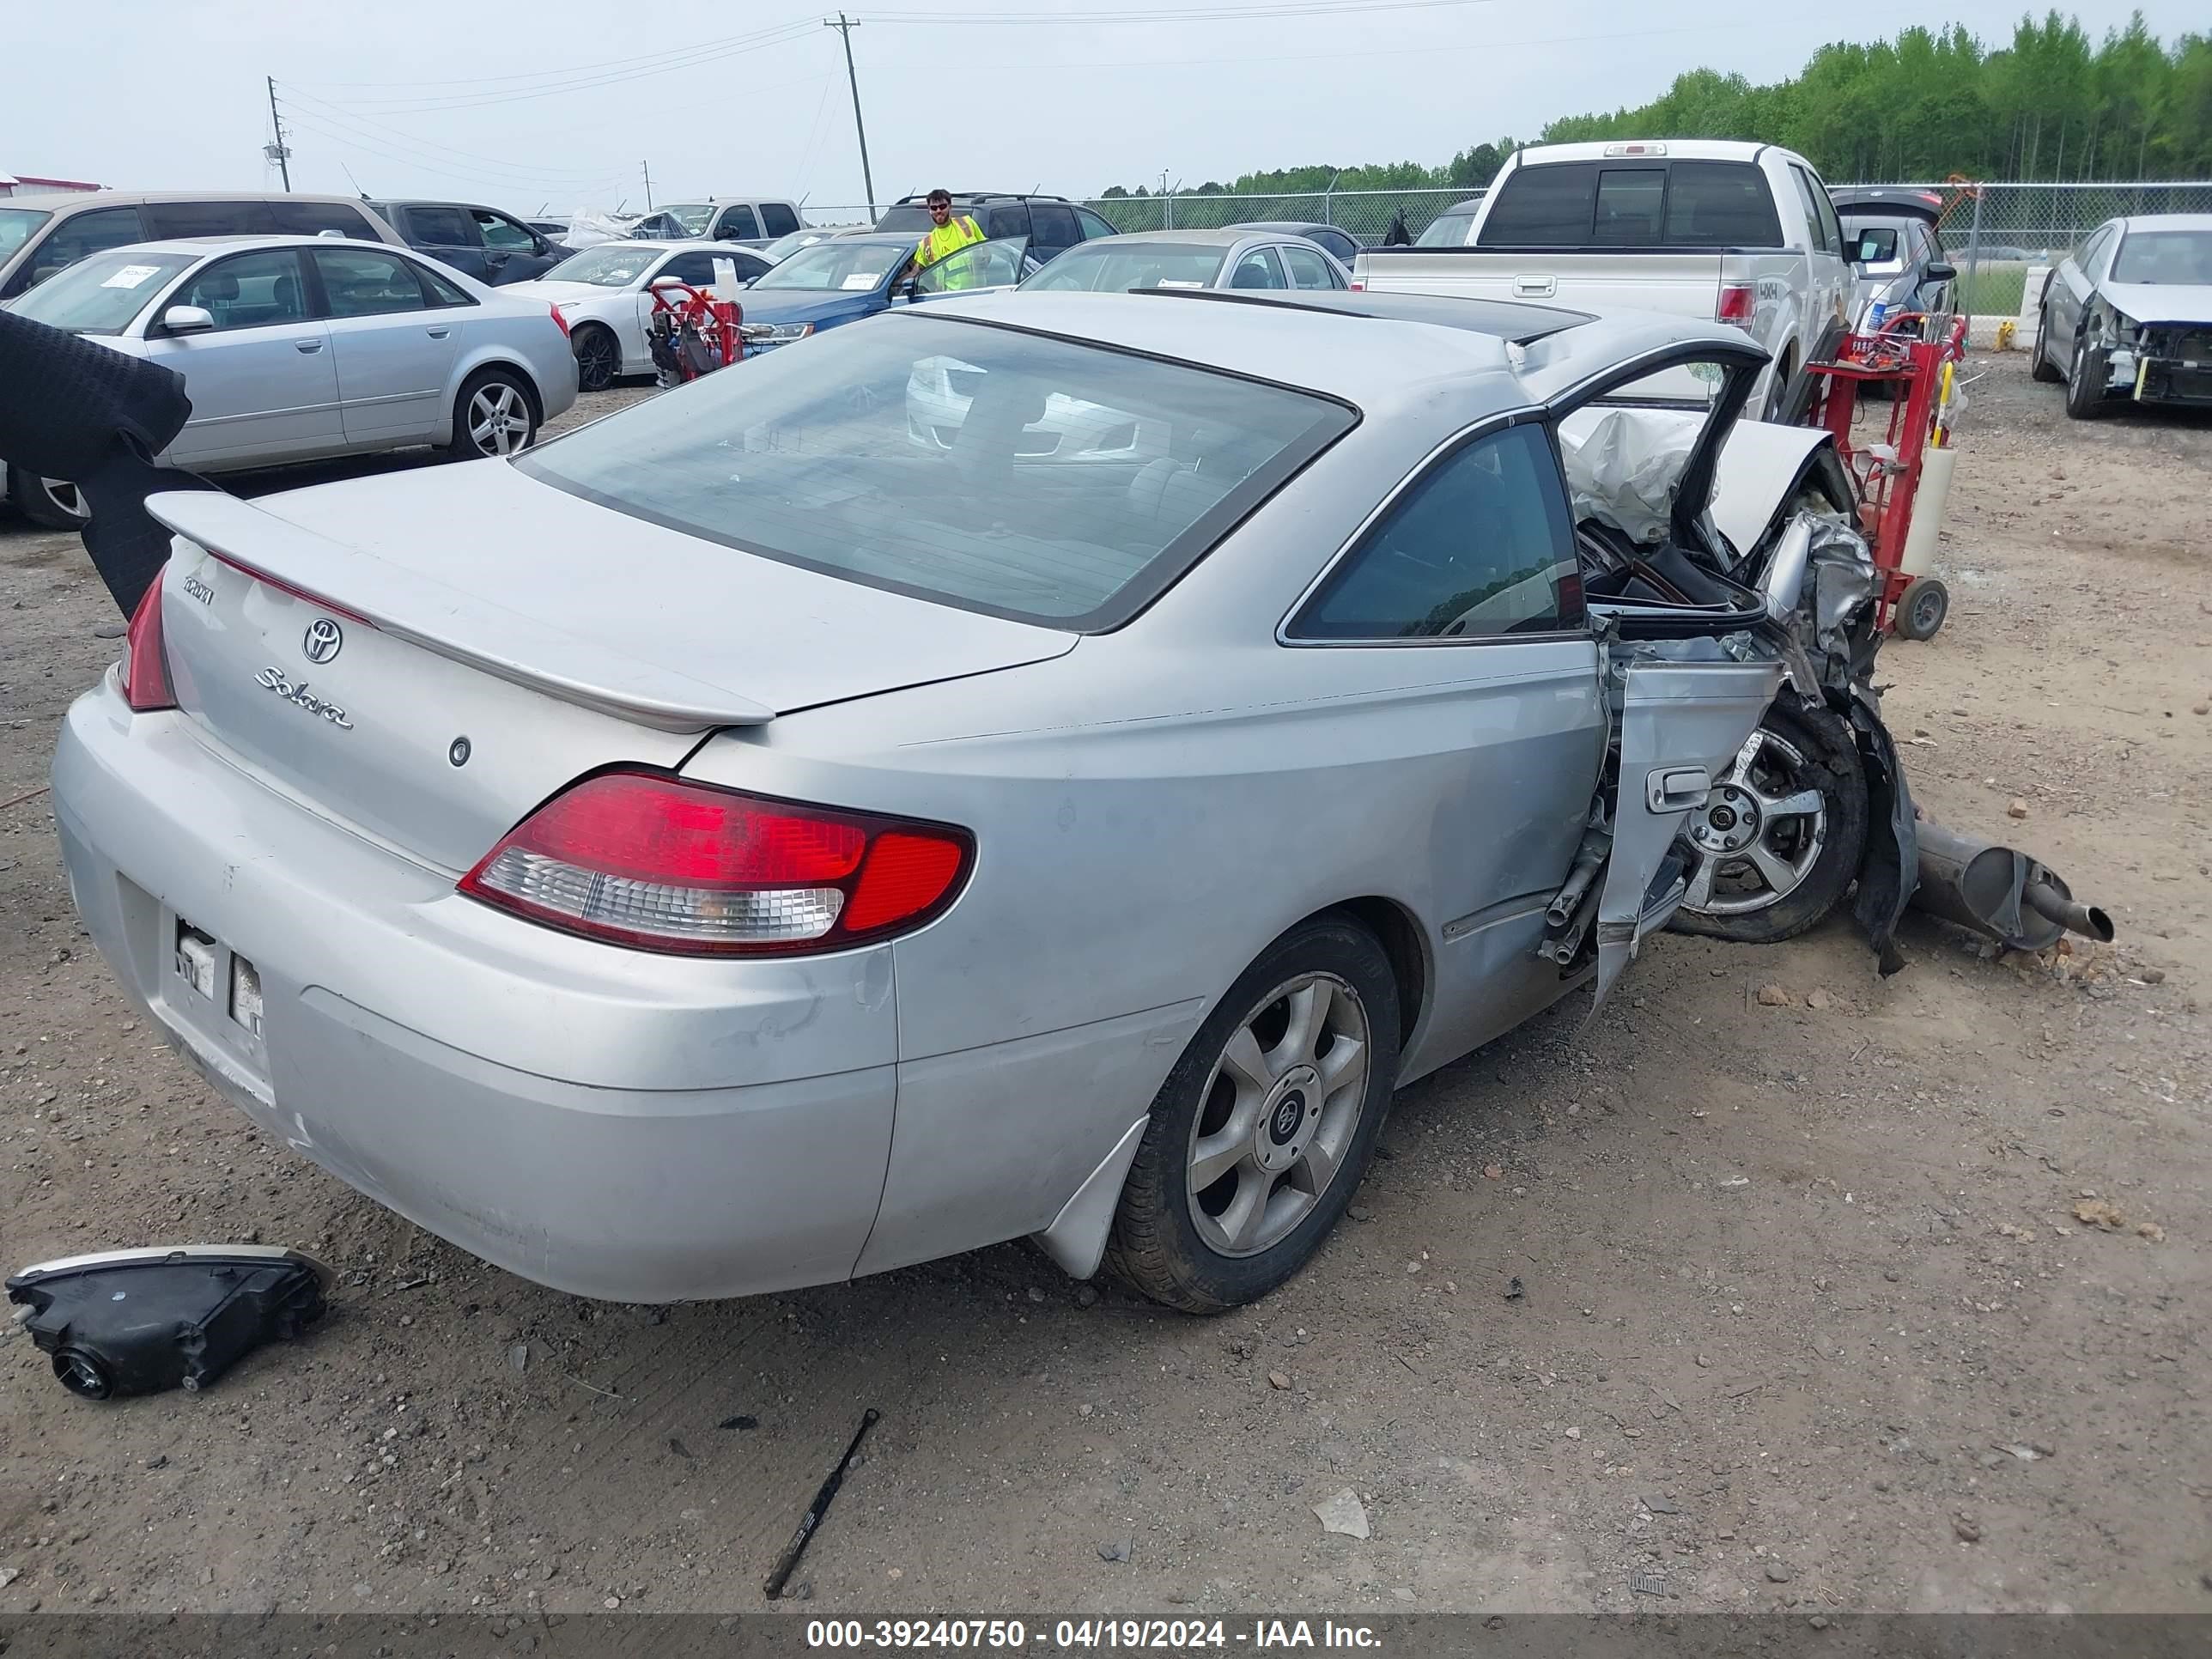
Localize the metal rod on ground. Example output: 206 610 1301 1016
825 13 875 219
762 1408 879 1600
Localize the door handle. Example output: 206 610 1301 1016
293 339 325 354
427 326 451 339
1644 766 1711 813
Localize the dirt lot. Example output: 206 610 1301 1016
1 354 2207 1620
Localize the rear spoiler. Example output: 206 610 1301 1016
148 490 775 732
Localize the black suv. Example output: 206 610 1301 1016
874 193 1119 265
368 200 569 286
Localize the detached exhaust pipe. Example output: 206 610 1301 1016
1911 820 2115 952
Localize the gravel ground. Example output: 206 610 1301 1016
0 354 2207 1620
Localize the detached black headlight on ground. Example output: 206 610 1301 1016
740 321 814 346
6 1245 331 1400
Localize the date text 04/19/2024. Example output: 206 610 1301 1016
804 1620 1382 1650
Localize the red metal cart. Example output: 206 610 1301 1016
1796 310 1969 641
646 281 743 384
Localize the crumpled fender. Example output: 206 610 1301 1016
1843 685 1917 975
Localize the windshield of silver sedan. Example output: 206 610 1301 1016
517 313 1354 629
9 248 196 334
539 245 660 287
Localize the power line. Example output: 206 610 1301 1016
277 85 629 184
825 12 876 217
275 110 631 199
859 0 1508 24
307 22 818 113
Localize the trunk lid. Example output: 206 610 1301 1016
147 468 1075 872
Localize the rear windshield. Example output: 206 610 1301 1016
1415 211 1476 246
2111 228 2212 286
1023 243 1227 291
1479 160 1783 248
517 313 1353 629
9 247 195 335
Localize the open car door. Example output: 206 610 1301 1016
908 236 1034 302
1537 336 1791 1015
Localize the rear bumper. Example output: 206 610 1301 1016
51 679 896 1301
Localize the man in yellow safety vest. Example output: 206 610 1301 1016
910 189 987 288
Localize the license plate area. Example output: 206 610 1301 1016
167 914 270 1070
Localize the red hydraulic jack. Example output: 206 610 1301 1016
1796 310 1968 641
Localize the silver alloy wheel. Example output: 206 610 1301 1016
1681 726 1828 917
467 384 532 457
40 478 89 522
1185 972 1370 1259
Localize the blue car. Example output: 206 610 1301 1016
734 232 1034 354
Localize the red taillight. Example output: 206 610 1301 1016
1716 284 1755 329
459 770 973 957
118 568 177 714
549 303 570 338
1348 279 1364 292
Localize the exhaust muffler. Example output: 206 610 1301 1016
1911 820 2114 952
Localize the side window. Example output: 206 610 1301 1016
714 205 762 240
144 200 279 240
1228 247 1286 289
1279 245 1337 290
172 249 308 331
474 210 537 252
25 206 149 284
660 251 718 285
912 240 1028 295
1291 423 1582 641
1075 206 1121 240
418 264 475 307
1593 168 1665 246
1477 162 1598 245
404 206 479 247
1784 167 1826 252
2077 224 2115 274
272 200 377 239
983 204 1028 240
1807 172 1845 256
313 246 430 318
758 202 800 237
1029 203 1080 251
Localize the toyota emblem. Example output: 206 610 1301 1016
301 618 343 665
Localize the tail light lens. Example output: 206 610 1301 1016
118 568 177 714
1716 284 1755 330
548 303 571 338
459 769 974 957
1348 279 1364 292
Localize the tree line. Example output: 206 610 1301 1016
1097 11 2212 204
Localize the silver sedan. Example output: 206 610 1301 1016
3 235 576 527
52 289 1801 1311
1019 228 1351 295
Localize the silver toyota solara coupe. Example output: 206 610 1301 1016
52 288 1805 1311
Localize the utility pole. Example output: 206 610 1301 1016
824 13 876 216
641 160 654 211
264 76 292 192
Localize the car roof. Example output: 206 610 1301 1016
1064 228 1279 248
2115 213 2212 233
1514 139 1780 166
1832 187 1943 221
898 289 1746 414
890 191 1074 204
607 239 761 254
796 231 918 248
1225 221 1335 235
2 189 370 212
85 234 410 258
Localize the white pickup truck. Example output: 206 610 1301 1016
1358 141 1853 416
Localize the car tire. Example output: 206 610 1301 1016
2064 334 2109 420
1671 697 1869 945
13 473 92 531
2029 307 2064 384
447 368 540 459
1104 915 1401 1314
1763 351 1799 422
571 324 621 393
1893 575 1949 642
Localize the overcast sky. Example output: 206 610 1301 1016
9 0 2197 216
